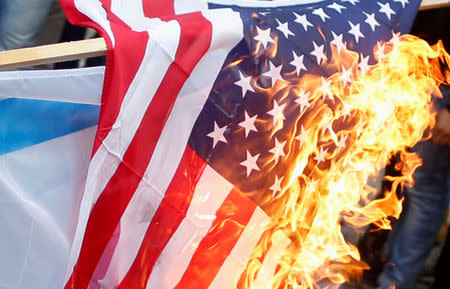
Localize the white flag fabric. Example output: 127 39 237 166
0 67 102 289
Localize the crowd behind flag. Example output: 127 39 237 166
1 0 423 289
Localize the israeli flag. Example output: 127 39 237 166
0 67 104 289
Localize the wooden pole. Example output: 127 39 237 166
420 0 450 10
0 38 107 70
0 0 448 70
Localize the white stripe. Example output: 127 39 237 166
64 20 181 283
74 0 116 46
111 0 146 30
110 0 163 32
145 9 242 195
250 231 291 289
207 0 327 8
174 0 209 14
145 166 233 289
102 21 180 162
208 207 270 289
98 10 243 287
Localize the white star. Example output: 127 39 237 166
314 146 328 164
239 111 258 138
293 12 313 31
337 134 349 151
390 31 401 44
342 0 359 5
269 137 287 163
290 51 307 76
348 21 364 43
321 117 334 136
310 41 327 65
375 41 385 60
364 12 380 32
240 150 260 177
394 0 409 8
254 26 275 49
339 65 352 88
312 8 330 22
331 31 346 53
327 2 346 14
340 103 352 121
270 175 284 197
319 77 333 101
234 71 254 97
267 99 287 125
295 89 311 114
358 53 370 74
355 124 364 136
378 2 395 20
276 19 294 39
207 122 227 148
306 178 319 192
295 125 310 147
263 61 284 87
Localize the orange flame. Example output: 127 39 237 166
238 35 449 289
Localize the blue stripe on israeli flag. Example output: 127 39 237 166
0 98 99 155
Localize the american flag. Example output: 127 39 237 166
60 0 420 288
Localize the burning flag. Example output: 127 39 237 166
59 0 449 289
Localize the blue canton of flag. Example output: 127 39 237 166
189 0 420 213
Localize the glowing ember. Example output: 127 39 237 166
237 35 450 288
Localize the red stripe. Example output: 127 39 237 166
116 146 206 289
59 0 149 156
91 14 149 155
173 188 257 289
64 12 212 289
236 227 277 289
237 236 295 289
89 225 121 288
143 0 175 18
59 0 97 28
275 243 297 289
99 0 112 11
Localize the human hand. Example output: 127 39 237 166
431 108 450 146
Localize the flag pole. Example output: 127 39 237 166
0 0 447 70
0 38 107 70
420 0 450 10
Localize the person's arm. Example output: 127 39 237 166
0 0 54 51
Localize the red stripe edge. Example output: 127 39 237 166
117 146 207 289
173 188 258 289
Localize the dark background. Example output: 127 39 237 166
411 7 450 51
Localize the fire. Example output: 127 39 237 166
238 35 450 288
